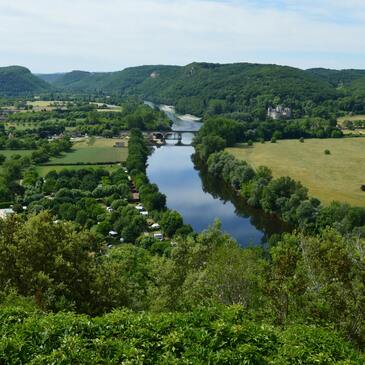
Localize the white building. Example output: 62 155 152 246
267 106 292 120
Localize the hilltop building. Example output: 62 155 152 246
267 105 292 120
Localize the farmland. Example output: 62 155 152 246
337 114 365 125
227 138 365 206
43 137 128 165
0 149 34 158
26 100 68 111
36 164 120 176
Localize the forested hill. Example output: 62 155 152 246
4 62 365 117
39 62 338 117
36 72 65 83
0 66 52 96
129 63 338 117
44 65 180 93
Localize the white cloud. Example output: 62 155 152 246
0 0 364 72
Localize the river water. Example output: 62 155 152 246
146 103 287 246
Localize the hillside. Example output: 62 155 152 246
348 75 365 97
48 65 179 93
129 62 338 116
41 62 339 117
0 66 52 96
52 70 93 88
306 67 365 87
36 73 65 83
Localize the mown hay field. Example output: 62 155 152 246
227 138 365 206
36 164 120 177
44 138 128 165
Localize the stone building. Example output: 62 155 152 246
267 105 292 120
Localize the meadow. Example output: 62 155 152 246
227 138 365 206
36 164 120 176
0 149 34 158
26 100 68 111
43 137 128 165
337 114 365 125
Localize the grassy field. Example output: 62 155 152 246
36 164 120 177
0 149 34 158
337 114 365 125
227 138 365 206
5 122 38 131
44 138 128 165
342 129 365 136
26 100 68 111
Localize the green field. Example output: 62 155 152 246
227 138 365 206
337 114 365 125
36 164 120 177
26 100 68 111
0 149 34 158
44 138 128 165
5 122 38 131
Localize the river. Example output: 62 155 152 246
145 103 288 246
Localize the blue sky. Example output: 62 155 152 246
0 0 365 73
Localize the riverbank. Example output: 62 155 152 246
146 103 289 245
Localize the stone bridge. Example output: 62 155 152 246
146 130 199 146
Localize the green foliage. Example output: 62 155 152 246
160 210 183 237
0 303 362 364
0 212 99 312
0 66 51 96
42 62 342 119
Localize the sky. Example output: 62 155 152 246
0 0 365 73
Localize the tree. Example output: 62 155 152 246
161 210 183 237
92 245 152 312
199 135 226 159
0 212 99 312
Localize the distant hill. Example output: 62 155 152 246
36 73 65 83
0 66 52 96
41 62 338 117
17 62 365 117
47 65 179 93
127 62 338 116
52 70 93 88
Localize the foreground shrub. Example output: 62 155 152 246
0 304 363 364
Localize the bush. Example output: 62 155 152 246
0 304 363 364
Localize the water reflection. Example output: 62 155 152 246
147 146 288 246
193 156 291 243
145 101 289 246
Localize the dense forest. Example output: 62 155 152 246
0 66 52 96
